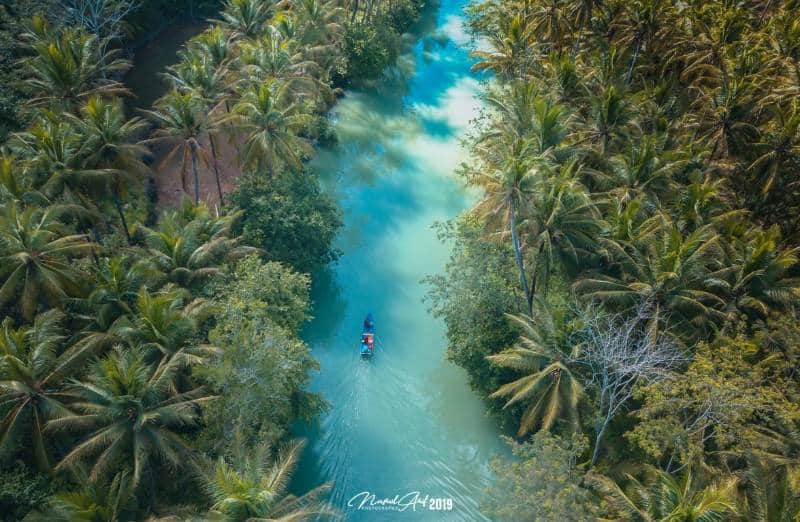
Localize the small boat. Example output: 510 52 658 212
360 313 375 358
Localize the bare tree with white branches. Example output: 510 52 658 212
576 301 686 466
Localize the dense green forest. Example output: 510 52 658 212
428 0 800 519
0 0 425 519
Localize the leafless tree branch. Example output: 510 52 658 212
575 301 687 466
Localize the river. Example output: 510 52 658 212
291 0 506 519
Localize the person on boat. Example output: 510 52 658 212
360 341 371 356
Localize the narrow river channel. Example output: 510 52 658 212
292 1 506 519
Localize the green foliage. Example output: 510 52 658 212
587 465 739 522
215 255 310 332
486 302 584 436
426 217 521 399
341 21 400 82
629 326 800 467
0 463 55 522
0 0 356 516
483 433 596 522
447 0 800 517
202 439 335 521
230 170 342 274
199 255 324 453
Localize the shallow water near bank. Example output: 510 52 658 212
292 1 506 519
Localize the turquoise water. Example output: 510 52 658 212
293 1 506 519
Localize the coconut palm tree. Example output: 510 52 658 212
587 465 739 521
238 29 331 105
487 303 584 436
737 453 800 522
143 90 213 204
71 256 151 334
527 0 573 53
578 84 636 155
12 116 114 205
688 79 761 162
612 0 676 84
19 17 129 112
47 345 215 487
203 439 336 521
69 96 151 242
471 15 533 79
192 26 236 70
217 0 274 40
142 204 257 290
0 152 48 206
745 104 800 207
293 0 345 55
599 135 683 205
226 81 312 177
118 287 219 371
710 225 800 321
527 160 602 287
25 468 135 522
0 203 94 321
469 135 538 313
0 310 89 471
576 217 725 336
164 53 232 203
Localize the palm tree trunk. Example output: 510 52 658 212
266 153 275 179
208 134 225 204
509 203 533 315
113 187 132 244
190 141 201 204
625 39 641 85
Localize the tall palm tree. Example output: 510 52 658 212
688 79 761 162
0 203 94 321
13 116 113 204
600 135 683 205
578 84 636 155
164 52 232 203
142 205 257 290
486 303 584 436
192 26 236 70
576 217 725 336
20 17 129 112
47 345 215 487
217 0 274 40
143 90 213 204
737 453 800 522
469 136 538 313
203 439 336 521
25 468 135 522
588 465 739 521
0 310 90 471
745 104 800 204
471 15 533 79
528 0 573 53
293 0 344 55
226 81 311 177
239 29 331 105
69 96 151 242
526 160 602 287
119 288 218 371
710 225 800 320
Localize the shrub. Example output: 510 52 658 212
230 170 342 274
